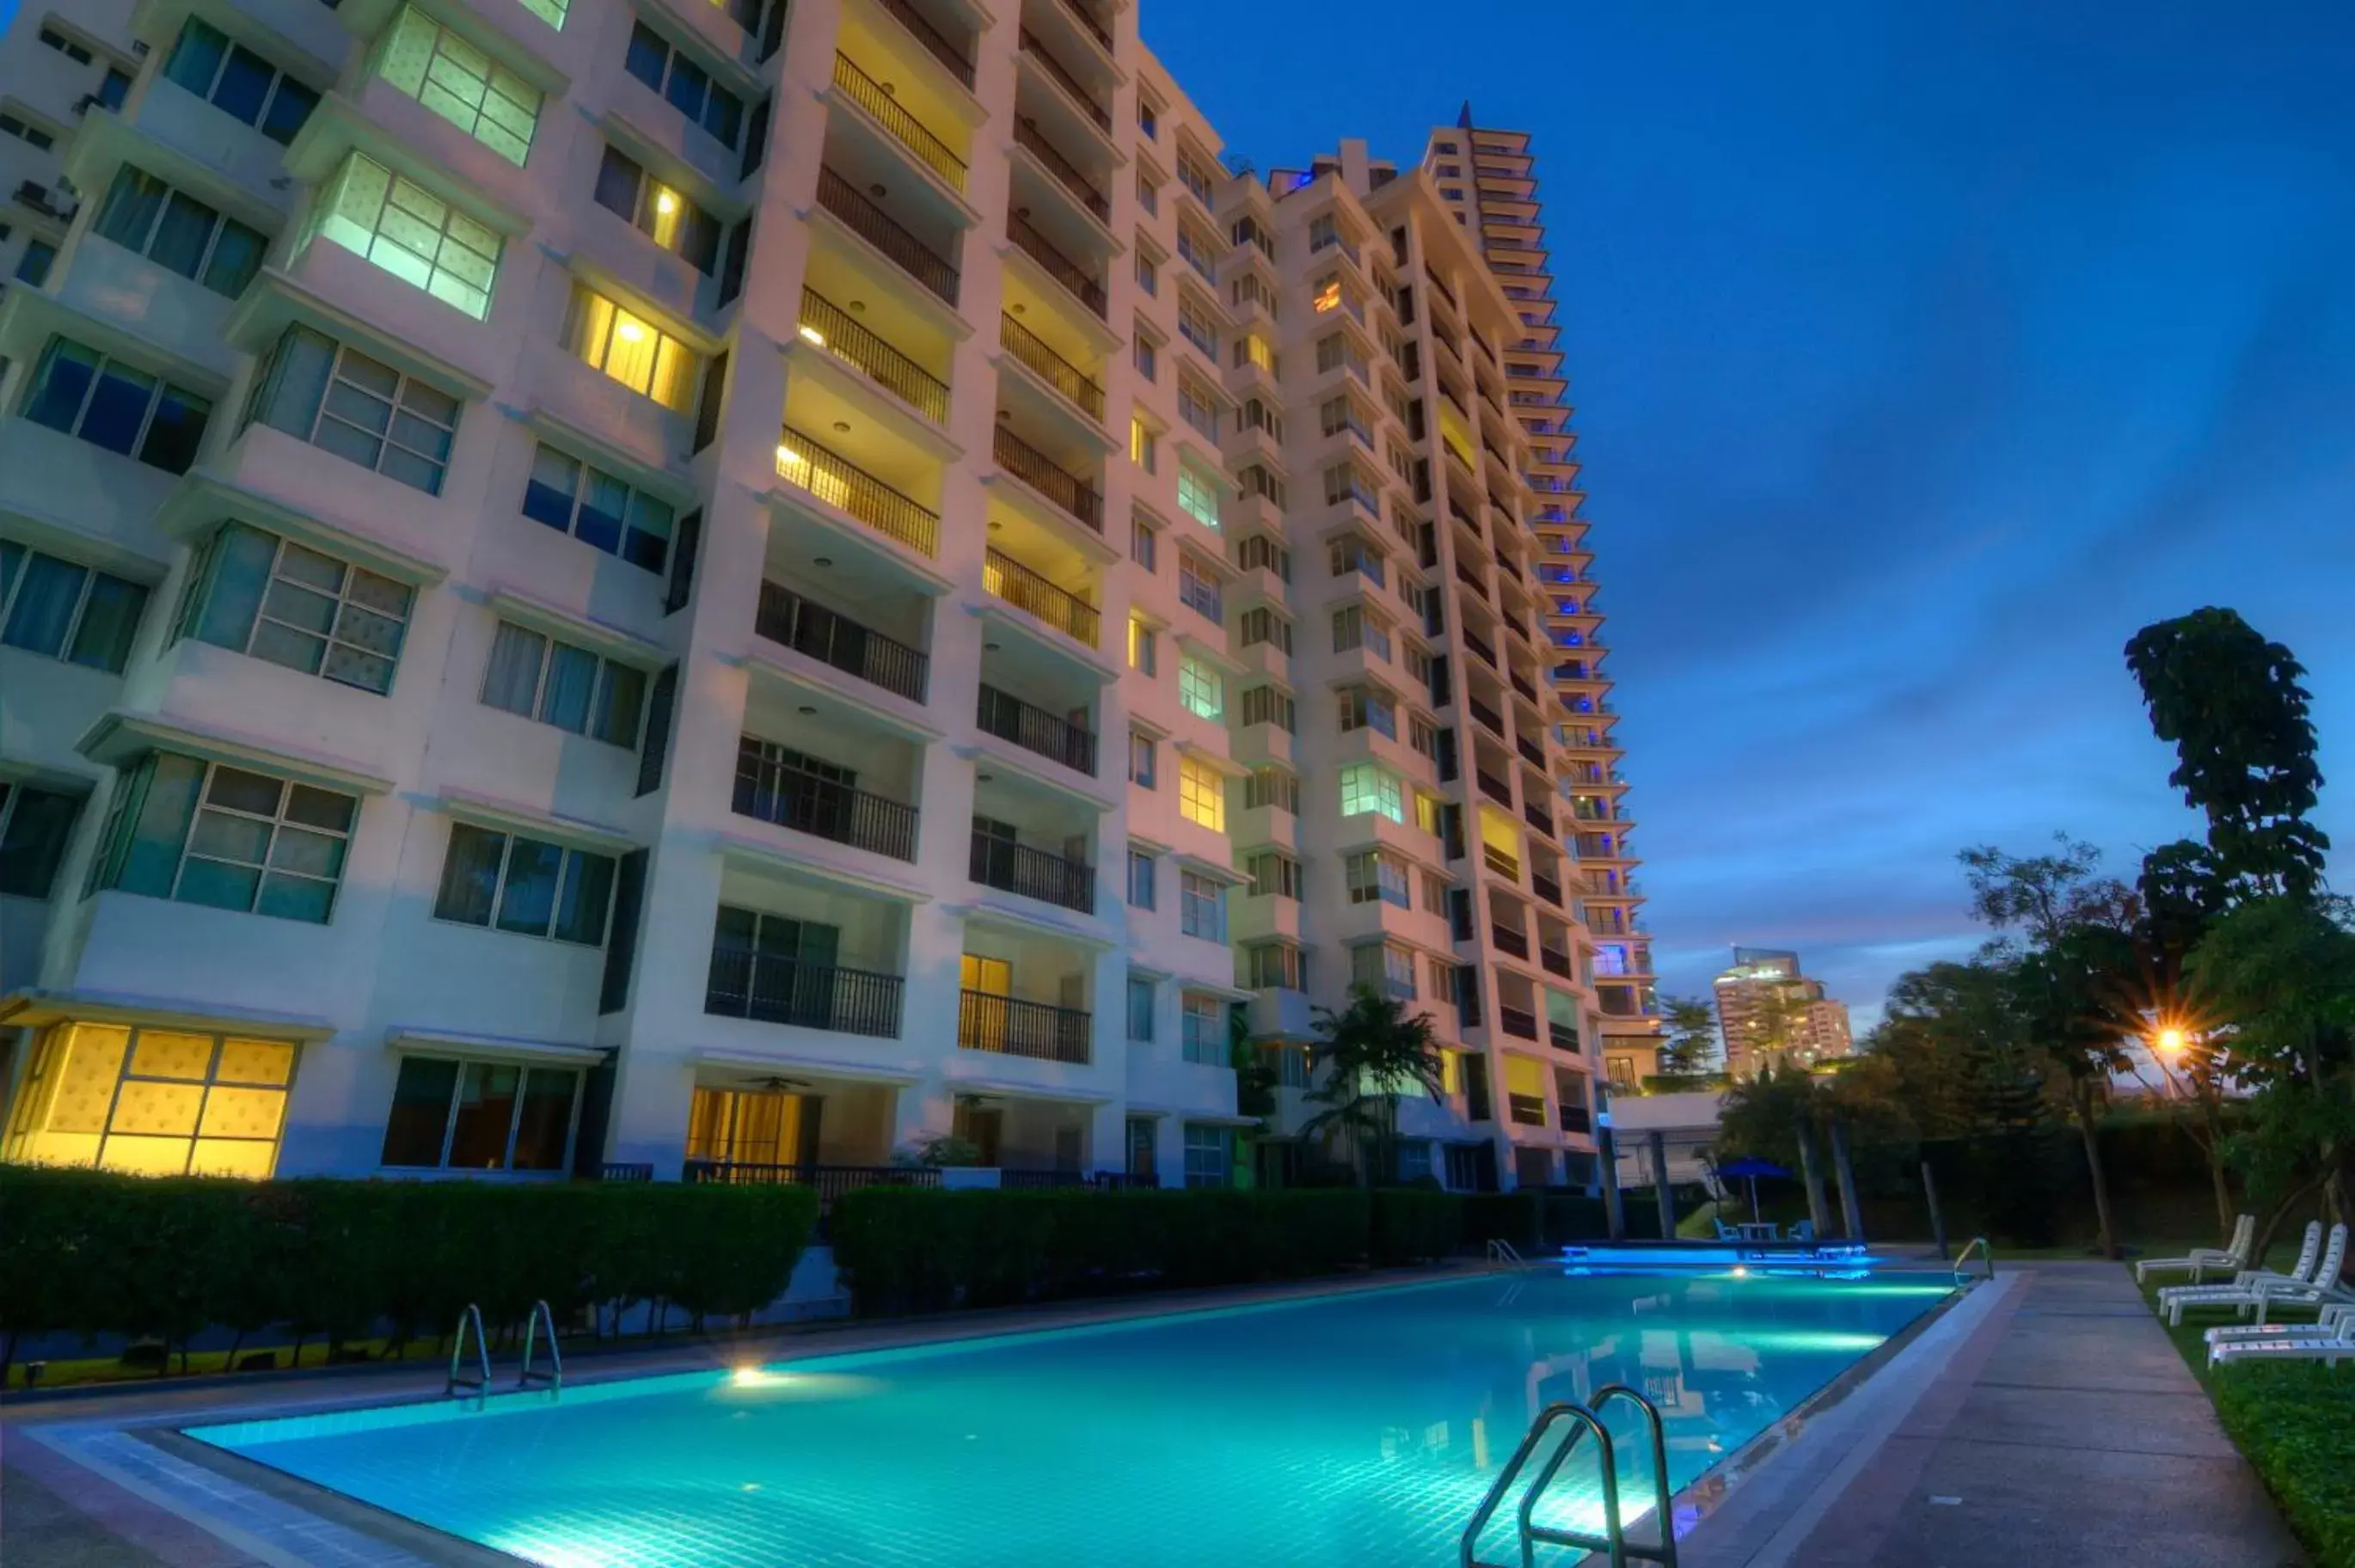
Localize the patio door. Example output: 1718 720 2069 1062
685 1087 803 1168
1125 1116 1156 1179
960 954 1010 1052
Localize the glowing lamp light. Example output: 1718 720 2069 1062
731 1366 788 1388
776 444 802 469
616 321 646 343
656 190 679 214
1730 1265 1749 1278
2156 1026 2187 1057
798 325 826 346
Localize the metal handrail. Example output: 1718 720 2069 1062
1459 1404 1616 1568
983 545 1101 643
832 52 966 187
814 167 960 303
518 1299 562 1392
1000 314 1107 418
799 288 949 423
757 579 930 701
1459 1387 1677 1568
993 424 1104 529
776 423 941 556
1588 1384 1678 1566
447 1303 489 1397
1011 117 1108 219
1484 1238 1523 1266
1955 1235 1995 1283
1008 211 1107 317
874 0 973 87
1016 27 1111 130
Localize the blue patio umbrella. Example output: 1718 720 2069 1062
1714 1155 1791 1222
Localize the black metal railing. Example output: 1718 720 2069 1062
977 682 1097 774
600 1162 655 1181
1510 671 1537 703
1492 926 1530 959
993 425 1104 530
816 166 960 303
800 288 949 422
959 988 1092 1062
1540 946 1573 978
1012 117 1108 219
984 546 1101 644
1558 1102 1591 1134
1524 801 1554 836
970 829 1095 912
1550 1023 1581 1053
1531 873 1565 910
1009 211 1107 317
1016 27 1110 129
757 581 929 701
1469 695 1506 738
1507 1091 1546 1125
1500 1006 1540 1042
833 52 966 187
704 950 906 1037
683 1161 938 1235
1051 0 1111 52
1517 735 1547 769
733 747 920 861
876 0 973 86
1463 628 1499 669
1476 769 1513 806
1000 315 1106 419
776 424 941 556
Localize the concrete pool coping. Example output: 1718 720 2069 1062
6 1259 1990 1567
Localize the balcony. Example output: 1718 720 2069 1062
756 581 929 702
1510 671 1537 703
1009 211 1107 317
993 428 1101 531
1516 735 1546 770
1500 1006 1541 1042
776 426 942 556
733 748 920 862
705 952 905 1038
1476 769 1513 807
1507 1092 1546 1126
971 829 1095 913
977 682 1097 775
1530 872 1564 909
1558 1101 1591 1135
799 289 950 424
984 547 1100 645
816 167 960 303
1540 946 1573 978
959 989 1090 1063
1012 117 1108 221
1493 926 1530 959
833 52 967 190
1462 628 1499 670
875 0 975 88
1468 695 1506 738
1000 315 1106 420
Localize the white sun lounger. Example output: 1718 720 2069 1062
2210 1314 2355 1369
2157 1221 2320 1313
2205 1302 2355 1349
2164 1224 2345 1326
2137 1215 2254 1283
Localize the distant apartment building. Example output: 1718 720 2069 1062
1713 947 1853 1079
0 0 1638 1195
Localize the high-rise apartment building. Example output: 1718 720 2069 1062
1713 947 1852 1079
1423 113 1655 1077
0 0 1616 1193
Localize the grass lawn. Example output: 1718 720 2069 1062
2138 1271 2355 1568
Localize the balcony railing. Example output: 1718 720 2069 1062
1469 695 1506 738
1517 735 1546 770
1510 671 1537 703
776 424 941 557
1507 1092 1546 1125
1531 873 1565 909
733 751 920 862
983 545 1101 644
833 52 966 188
756 581 929 702
1009 211 1106 317
977 682 1097 775
816 166 959 303
1558 1101 1591 1134
960 988 1091 1062
875 0 973 87
1540 946 1573 978
704 951 905 1038
970 830 1094 913
1012 117 1109 220
1499 1006 1540 1042
800 288 949 423
1016 27 1110 129
1492 926 1530 959
1000 316 1106 420
1463 628 1499 670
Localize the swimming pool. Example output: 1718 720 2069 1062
189 1269 1955 1567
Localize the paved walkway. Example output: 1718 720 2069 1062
1694 1261 2303 1567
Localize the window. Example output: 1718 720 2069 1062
1126 615 1157 675
1338 685 1397 739
1128 413 1157 474
1414 787 1444 836
1132 331 1156 382
310 153 500 319
1178 654 1222 720
1235 331 1279 376
89 754 357 923
39 28 93 63
1134 249 1157 296
521 443 674 572
1244 766 1299 814
22 339 211 475
0 541 147 674
380 1054 580 1171
162 19 319 145
1329 535 1385 586
178 524 411 693
1184 1123 1232 1188
481 621 648 746
1176 460 1220 530
1135 174 1158 215
1333 605 1365 652
592 144 721 273
1127 728 1156 787
372 7 538 165
1346 849 1410 908
1237 534 1291 581
1177 554 1222 621
1246 851 1302 901
1129 513 1158 571
1239 685 1294 732
0 780 82 898
1177 377 1220 440
1309 213 1340 252
15 241 56 286
563 284 700 410
1237 607 1291 652
1138 98 1159 138
1421 869 1452 912
244 327 459 493
1176 154 1217 207
1177 296 1218 358
1178 755 1223 831
1410 714 1438 758
1350 941 1416 1001
2 1022 294 1177
1126 846 1155 910
1181 991 1224 1063
1247 943 1306 994
0 113 54 151
1179 871 1223 940
1339 763 1404 823
92 168 267 300
623 22 743 147
433 821 615 945
1237 464 1286 511
1126 974 1155 1040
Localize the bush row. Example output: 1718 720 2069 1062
0 1167 818 1365
2211 1364 2355 1568
830 1187 1485 1314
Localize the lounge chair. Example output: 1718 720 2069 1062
2157 1222 2320 1313
2210 1314 2355 1369
2163 1224 2345 1327
1788 1219 1816 1243
2205 1302 2355 1349
1713 1218 1741 1241
2137 1215 2254 1283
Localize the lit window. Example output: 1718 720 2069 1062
1176 460 1220 530
381 1055 581 1170
564 283 701 410
1130 413 1158 474
0 540 148 675
89 754 357 923
593 144 721 273
481 621 648 747
432 820 615 945
179 523 412 694
1126 615 1157 675
372 6 539 165
1178 654 1223 720
1339 763 1404 823
244 327 458 493
2 1022 295 1177
1178 755 1224 831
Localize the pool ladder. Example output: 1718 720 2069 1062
1953 1236 1995 1285
445 1300 563 1398
1460 1386 1678 1568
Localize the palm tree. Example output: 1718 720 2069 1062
1299 986 1445 1185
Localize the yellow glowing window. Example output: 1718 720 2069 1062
1178 755 1224 832
2 1022 294 1178
1127 614 1156 674
1130 413 1157 474
1313 278 1340 314
1414 788 1444 835
564 283 698 410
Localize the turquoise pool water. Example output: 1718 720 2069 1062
189 1270 1953 1567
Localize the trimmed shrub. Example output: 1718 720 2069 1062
1370 1188 1461 1264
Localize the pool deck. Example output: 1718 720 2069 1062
1677 1260 2304 1567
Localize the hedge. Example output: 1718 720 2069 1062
2209 1363 2355 1567
1457 1192 1610 1253
0 1167 818 1370
831 1188 1487 1314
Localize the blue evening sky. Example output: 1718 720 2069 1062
1147 0 2355 1029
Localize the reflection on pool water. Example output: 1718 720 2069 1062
190 1270 1954 1568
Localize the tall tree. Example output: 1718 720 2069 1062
1299 987 1445 1186
2125 608 2329 900
1655 995 1720 1079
